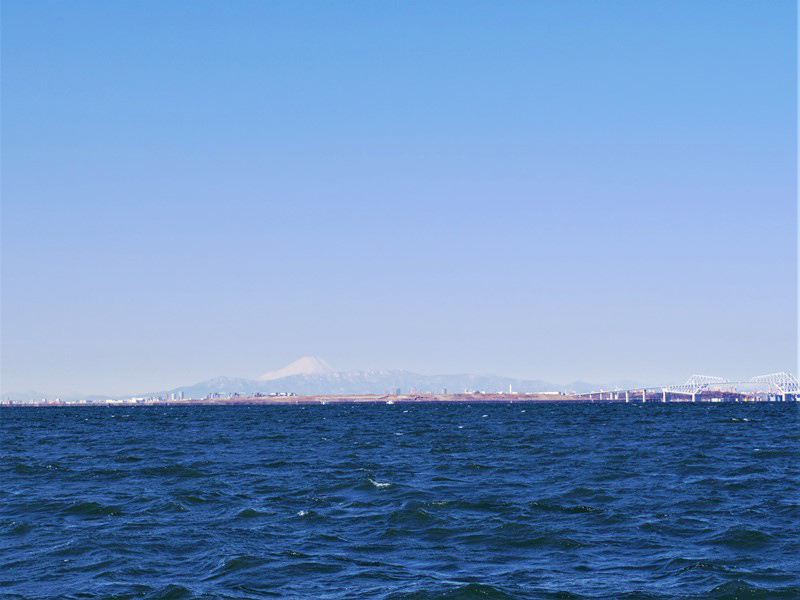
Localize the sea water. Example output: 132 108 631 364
1 402 798 599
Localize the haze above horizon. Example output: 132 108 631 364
1 1 797 396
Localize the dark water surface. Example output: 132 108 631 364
1 403 798 599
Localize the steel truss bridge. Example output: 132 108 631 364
579 372 799 402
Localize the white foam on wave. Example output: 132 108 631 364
368 478 391 489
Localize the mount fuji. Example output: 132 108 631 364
257 356 336 381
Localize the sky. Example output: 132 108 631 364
1 1 797 396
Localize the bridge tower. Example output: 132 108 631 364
662 375 728 402
750 373 800 401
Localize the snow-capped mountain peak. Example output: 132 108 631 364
257 356 336 381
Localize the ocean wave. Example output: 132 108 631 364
62 501 123 517
138 465 208 478
528 500 603 514
705 580 800 599
235 507 273 518
704 527 776 549
3 402 798 599
386 583 522 599
368 477 392 489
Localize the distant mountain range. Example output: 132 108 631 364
139 357 642 398
3 357 642 401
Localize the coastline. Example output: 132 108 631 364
3 391 792 407
1 393 583 407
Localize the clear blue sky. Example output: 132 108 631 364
2 1 796 395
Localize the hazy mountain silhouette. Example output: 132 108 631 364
152 358 637 397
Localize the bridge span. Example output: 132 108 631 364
578 372 799 403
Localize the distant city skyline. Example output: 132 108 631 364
2 1 797 396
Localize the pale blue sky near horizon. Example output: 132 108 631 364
2 1 797 396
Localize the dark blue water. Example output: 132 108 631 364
1 403 798 599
